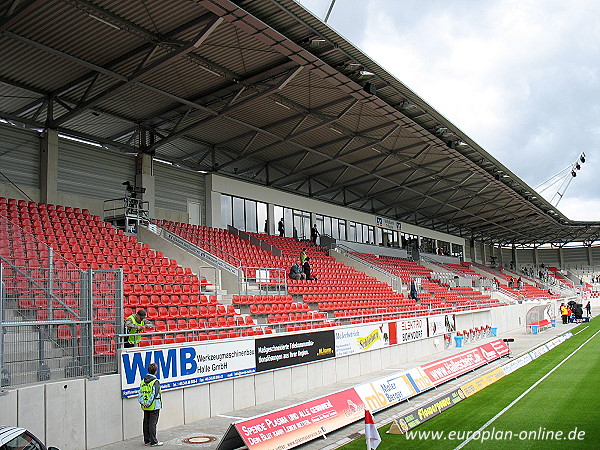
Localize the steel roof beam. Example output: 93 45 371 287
51 17 224 126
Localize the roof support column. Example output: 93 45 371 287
40 128 58 205
135 152 155 218
135 127 155 219
533 246 539 267
468 239 476 263
511 244 517 270
558 247 564 269
587 245 593 266
205 174 221 229
497 245 504 268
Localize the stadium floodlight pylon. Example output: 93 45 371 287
535 152 586 206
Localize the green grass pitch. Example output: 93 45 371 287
341 318 600 449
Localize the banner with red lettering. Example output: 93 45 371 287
233 389 365 450
421 339 510 385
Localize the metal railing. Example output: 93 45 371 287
156 223 288 297
335 244 402 292
0 215 123 387
239 266 287 296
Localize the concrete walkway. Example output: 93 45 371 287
92 322 580 450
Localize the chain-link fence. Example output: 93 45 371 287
1 214 122 387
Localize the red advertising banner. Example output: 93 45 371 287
234 389 365 450
421 339 510 385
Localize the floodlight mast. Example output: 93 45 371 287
535 153 586 207
324 0 337 23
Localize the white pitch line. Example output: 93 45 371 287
454 328 600 450
574 326 589 335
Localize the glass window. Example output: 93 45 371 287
221 194 232 228
324 217 332 236
362 224 369 243
245 199 257 233
274 205 284 235
421 237 436 253
339 219 346 241
3 430 44 450
375 228 382 245
232 197 245 230
257 202 268 234
348 221 356 242
331 217 339 239
452 243 464 258
284 208 293 238
437 240 451 256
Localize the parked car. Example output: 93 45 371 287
0 426 59 450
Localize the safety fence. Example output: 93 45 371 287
0 214 122 387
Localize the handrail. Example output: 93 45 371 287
154 224 242 275
335 243 402 292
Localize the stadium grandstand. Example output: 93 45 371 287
0 1 598 449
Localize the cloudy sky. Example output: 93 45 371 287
296 0 600 220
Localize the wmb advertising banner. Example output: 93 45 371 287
120 340 256 398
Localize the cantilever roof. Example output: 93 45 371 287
1 0 599 245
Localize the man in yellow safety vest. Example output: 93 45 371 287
138 363 162 446
125 309 152 348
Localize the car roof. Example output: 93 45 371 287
0 426 27 445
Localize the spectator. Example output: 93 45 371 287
508 277 514 289
517 277 522 290
289 260 306 280
138 362 163 447
303 257 317 280
264 219 269 234
573 303 584 322
585 301 591 317
409 280 418 300
278 218 285 236
125 309 153 348
560 303 569 324
310 224 320 244
300 248 308 263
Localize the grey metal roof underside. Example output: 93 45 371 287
1 0 599 246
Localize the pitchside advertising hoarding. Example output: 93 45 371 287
217 339 513 450
392 388 466 433
120 340 256 398
421 339 510 386
354 366 434 412
232 389 365 450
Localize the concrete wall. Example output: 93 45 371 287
0 305 532 449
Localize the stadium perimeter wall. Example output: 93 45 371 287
0 304 526 450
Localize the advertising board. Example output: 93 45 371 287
255 331 335 372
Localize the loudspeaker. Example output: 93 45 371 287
363 82 376 95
